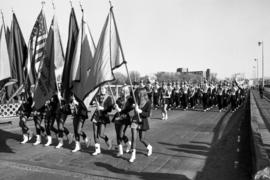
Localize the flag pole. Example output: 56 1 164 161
107 82 116 104
109 5 137 105
109 4 141 122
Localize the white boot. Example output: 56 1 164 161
72 141 81 153
125 141 131 153
161 113 165 120
45 136 52 147
129 149 136 163
21 134 29 144
147 144 152 156
33 135 41 146
92 143 101 156
117 144 123 157
165 114 168 120
56 138 63 149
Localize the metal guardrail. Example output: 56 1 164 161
250 91 270 180
0 102 21 118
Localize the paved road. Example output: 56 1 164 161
0 105 251 180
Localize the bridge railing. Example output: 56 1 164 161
250 91 270 180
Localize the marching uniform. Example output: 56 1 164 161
91 89 114 155
159 83 169 120
129 88 152 163
70 97 89 152
152 82 160 109
217 84 223 111
18 96 33 144
182 83 189 110
113 93 133 156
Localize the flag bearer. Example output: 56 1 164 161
112 85 133 157
70 95 90 152
91 86 114 155
129 88 152 163
18 94 33 144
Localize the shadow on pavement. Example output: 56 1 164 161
158 142 209 156
195 99 252 180
95 162 190 180
0 129 21 153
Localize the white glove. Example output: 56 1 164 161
135 105 142 114
97 105 104 111
114 104 121 112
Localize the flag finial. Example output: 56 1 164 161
79 1 84 13
109 0 113 9
41 1 46 9
69 0 73 8
52 0 55 10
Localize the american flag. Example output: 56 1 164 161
26 9 47 85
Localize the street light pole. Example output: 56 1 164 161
254 58 259 85
258 41 264 87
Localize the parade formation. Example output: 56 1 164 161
0 2 260 180
0 1 250 165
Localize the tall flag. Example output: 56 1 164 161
8 13 28 89
26 9 47 85
62 8 79 100
82 8 125 101
0 24 11 83
70 14 96 102
50 15 64 84
33 17 57 110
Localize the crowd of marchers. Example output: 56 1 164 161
16 78 248 163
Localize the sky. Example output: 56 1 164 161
0 0 270 79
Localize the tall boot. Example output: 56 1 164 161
161 113 165 120
72 141 81 152
147 144 153 156
33 135 41 146
45 136 52 146
92 143 101 156
56 138 63 149
21 134 29 144
129 149 136 163
125 141 131 153
117 144 123 157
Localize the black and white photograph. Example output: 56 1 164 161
0 0 270 179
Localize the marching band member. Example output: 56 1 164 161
91 86 114 155
230 82 238 112
217 83 224 112
202 80 209 112
18 93 33 144
70 95 90 152
55 95 73 149
159 81 169 120
167 82 174 110
182 81 189 110
173 81 181 108
152 81 160 109
113 85 133 157
32 104 46 146
44 95 59 147
129 88 152 163
189 84 196 109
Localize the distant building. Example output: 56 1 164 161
176 67 210 80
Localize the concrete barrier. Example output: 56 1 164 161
250 91 270 180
